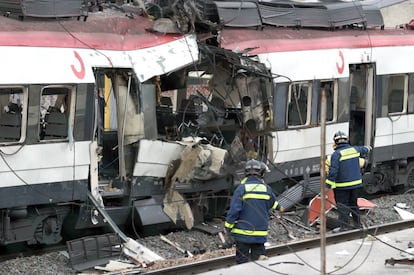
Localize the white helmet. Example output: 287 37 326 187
333 130 348 145
245 159 269 177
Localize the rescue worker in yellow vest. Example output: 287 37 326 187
224 159 283 264
326 131 371 231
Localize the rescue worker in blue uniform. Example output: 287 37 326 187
224 159 283 264
326 131 371 231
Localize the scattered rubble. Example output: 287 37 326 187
1 192 414 274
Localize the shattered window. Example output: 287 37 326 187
39 86 72 140
0 87 24 143
384 74 407 115
287 82 311 127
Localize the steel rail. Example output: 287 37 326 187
144 219 414 275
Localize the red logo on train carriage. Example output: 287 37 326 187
71 51 85 79
336 50 344 74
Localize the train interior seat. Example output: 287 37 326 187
0 112 21 141
43 111 68 139
388 89 404 113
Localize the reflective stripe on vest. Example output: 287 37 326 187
224 221 234 229
244 183 267 192
243 193 270 200
335 179 362 188
232 228 268 236
326 179 336 189
336 147 362 187
339 147 360 161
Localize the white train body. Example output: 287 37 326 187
220 26 414 196
1 0 413 246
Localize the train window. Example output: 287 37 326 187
319 80 337 123
287 82 311 127
384 74 408 115
39 86 73 141
0 87 26 143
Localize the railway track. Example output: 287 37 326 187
144 219 414 275
0 243 67 263
1 191 413 274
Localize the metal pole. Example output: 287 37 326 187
320 87 327 274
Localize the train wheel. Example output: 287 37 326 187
34 216 63 245
362 172 384 195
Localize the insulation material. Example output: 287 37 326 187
163 190 194 230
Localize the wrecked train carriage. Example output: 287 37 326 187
0 5 276 245
0 10 203 245
126 44 275 229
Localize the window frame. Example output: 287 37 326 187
386 74 408 116
286 81 312 128
0 86 28 144
319 79 338 124
39 85 76 142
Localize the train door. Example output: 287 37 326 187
96 70 145 182
348 64 375 147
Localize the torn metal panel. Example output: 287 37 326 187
133 139 185 178
0 13 199 84
171 145 203 183
130 34 199 82
394 206 414 220
87 192 164 264
163 189 194 230
172 141 228 182
67 233 122 272
198 45 273 137
133 197 172 227
123 237 164 265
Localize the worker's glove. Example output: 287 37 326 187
222 228 235 249
279 206 285 214
365 145 372 152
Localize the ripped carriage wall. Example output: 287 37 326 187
125 45 275 229
0 12 208 245
0 8 278 244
